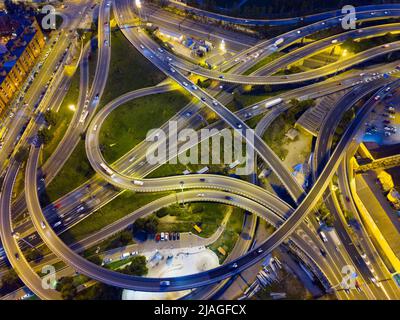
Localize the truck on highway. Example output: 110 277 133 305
274 38 284 46
100 162 114 176
197 166 209 174
132 180 144 186
265 98 283 109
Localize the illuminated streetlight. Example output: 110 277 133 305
135 0 143 22
179 181 185 206
342 49 348 57
220 39 226 52
68 104 76 112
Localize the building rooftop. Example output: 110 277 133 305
0 12 40 85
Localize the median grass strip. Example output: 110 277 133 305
43 140 94 204
154 202 230 238
99 91 192 164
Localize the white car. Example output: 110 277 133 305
182 81 188 87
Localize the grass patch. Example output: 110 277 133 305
98 30 166 109
208 207 245 263
43 140 95 204
42 30 171 202
154 202 230 238
99 91 191 164
262 99 314 160
60 190 172 244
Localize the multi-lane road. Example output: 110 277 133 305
1 0 400 299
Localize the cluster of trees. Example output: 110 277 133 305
0 270 22 295
14 147 29 163
133 216 159 234
56 276 77 300
287 98 315 121
104 230 133 251
318 202 334 227
56 276 122 300
341 33 399 54
120 256 148 276
197 78 212 89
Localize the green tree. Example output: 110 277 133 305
133 216 159 234
155 207 169 218
56 276 77 300
87 255 102 266
44 110 58 127
123 255 148 276
0 269 21 292
38 129 53 144
26 248 42 262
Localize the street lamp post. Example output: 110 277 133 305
180 181 185 206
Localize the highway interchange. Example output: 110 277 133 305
0 0 400 300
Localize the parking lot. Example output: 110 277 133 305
363 88 400 145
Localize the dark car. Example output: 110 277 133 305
176 233 180 240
